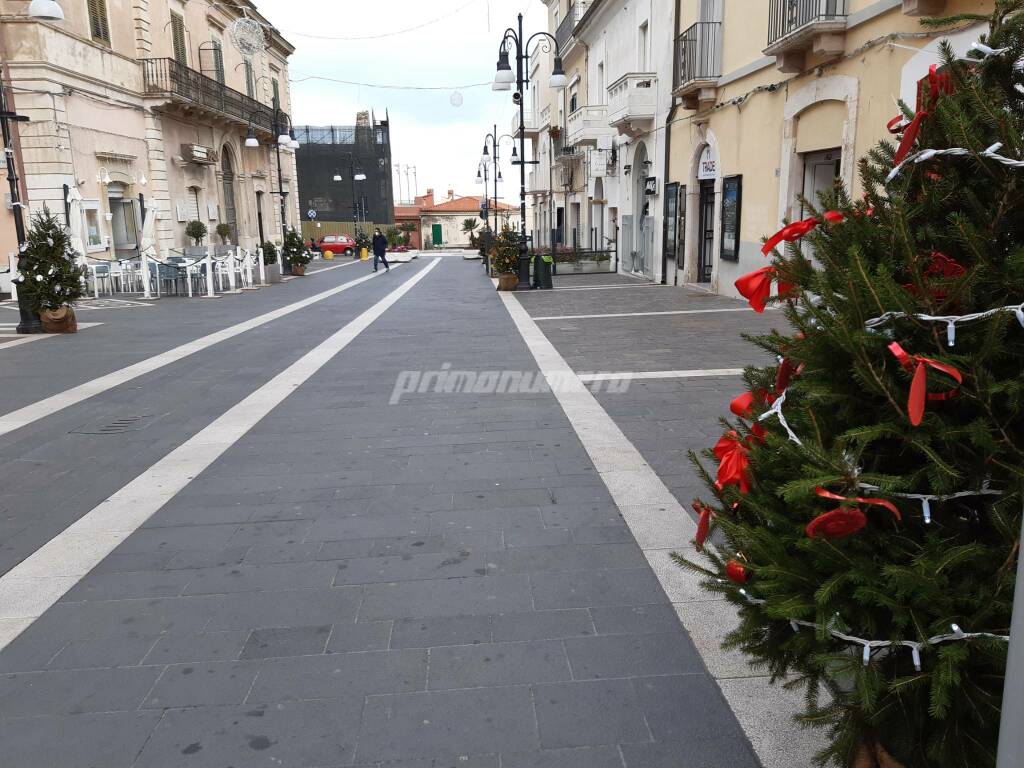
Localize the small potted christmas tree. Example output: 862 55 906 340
281 227 311 276
492 227 521 290
15 207 87 333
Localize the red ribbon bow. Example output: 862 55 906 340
761 211 844 256
714 431 751 494
735 266 795 313
774 357 805 393
888 343 963 426
806 488 902 539
890 66 946 167
693 501 714 551
729 389 776 418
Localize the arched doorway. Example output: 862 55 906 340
221 146 238 244
591 176 605 251
632 142 653 278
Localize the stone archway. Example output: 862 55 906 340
220 145 239 244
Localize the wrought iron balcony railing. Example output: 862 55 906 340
675 21 722 91
767 0 847 47
141 58 283 135
555 1 591 51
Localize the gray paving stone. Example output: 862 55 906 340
239 624 331 659
503 526 574 547
0 666 161 716
90 551 175 574
377 757 498 768
141 631 249 664
334 551 489 585
571 525 633 544
589 604 685 635
489 543 645 574
134 699 363 768
390 615 493 648
620 739 761 768
360 575 533 620
531 568 666 609
317 537 379 560
540 504 624 529
500 746 624 768
428 640 571 689
242 541 322 564
532 679 651 749
326 621 393 653
114 524 240 552
183 561 337 594
357 687 539 762
46 633 158 670
428 506 545 535
202 587 361 631
563 632 702 679
228 520 314 547
490 610 594 642
0 711 163 768
306 513 430 541
164 546 249 569
247 649 427 702
63 569 192 602
143 660 260 708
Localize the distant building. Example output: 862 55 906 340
417 189 518 249
294 114 394 227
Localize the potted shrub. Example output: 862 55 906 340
14 207 87 333
282 227 311 276
186 220 208 247
215 223 232 245
492 227 520 291
262 241 281 283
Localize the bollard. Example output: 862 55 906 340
226 249 239 293
203 246 218 298
257 247 268 287
140 249 152 300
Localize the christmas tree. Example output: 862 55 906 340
281 227 311 268
677 6 1023 767
14 206 86 312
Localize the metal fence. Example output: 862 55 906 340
767 0 847 46
140 58 279 134
675 21 722 88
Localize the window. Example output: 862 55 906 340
81 201 105 252
569 86 578 113
271 77 280 109
720 175 742 261
638 22 649 70
211 39 225 84
244 59 255 98
170 12 187 65
186 187 201 223
88 0 110 44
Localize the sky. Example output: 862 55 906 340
255 0 547 206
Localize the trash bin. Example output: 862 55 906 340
538 254 553 289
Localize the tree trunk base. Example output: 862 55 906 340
854 742 906 768
40 306 77 333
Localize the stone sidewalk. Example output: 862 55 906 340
0 257 770 767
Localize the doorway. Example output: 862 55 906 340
221 148 238 244
801 148 841 217
255 191 265 244
106 184 139 260
697 179 715 283
431 223 443 246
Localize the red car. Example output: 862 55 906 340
317 234 356 257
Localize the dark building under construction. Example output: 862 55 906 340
294 112 394 226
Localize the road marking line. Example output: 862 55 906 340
0 267 391 437
0 258 440 646
0 323 104 349
538 283 663 292
534 308 752 321
579 369 745 382
498 289 799 767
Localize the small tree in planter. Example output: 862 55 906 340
215 223 232 245
14 207 87 333
281 227 311 275
261 241 278 265
492 227 520 291
385 226 402 248
186 220 208 247
399 221 416 245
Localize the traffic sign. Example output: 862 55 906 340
307 210 317 220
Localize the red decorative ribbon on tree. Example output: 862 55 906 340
806 487 902 539
888 342 963 426
730 389 777 418
761 211 844 256
693 501 714 551
735 266 795 313
889 64 951 167
714 431 752 494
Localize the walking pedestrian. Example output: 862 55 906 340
372 228 390 272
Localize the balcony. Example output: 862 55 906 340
513 107 540 138
555 1 592 53
141 58 282 136
552 134 580 165
764 0 847 73
902 0 945 14
607 73 657 137
566 105 609 147
674 22 721 110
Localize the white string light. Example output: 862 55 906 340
856 481 1003 524
729 586 1009 671
980 142 1024 169
758 389 803 445
886 146 971 183
865 303 1024 346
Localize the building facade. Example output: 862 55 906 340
667 0 992 297
294 113 395 229
417 189 519 249
0 0 297 278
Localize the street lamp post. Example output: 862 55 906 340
480 126 517 276
331 153 367 237
1 72 41 334
493 13 567 290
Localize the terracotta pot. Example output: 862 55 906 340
292 264 307 276
854 742 906 768
40 305 78 334
497 273 518 291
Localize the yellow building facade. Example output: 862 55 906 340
667 0 993 297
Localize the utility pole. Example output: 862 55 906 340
394 162 403 204
412 165 418 199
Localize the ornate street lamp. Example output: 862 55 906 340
246 94 295 275
480 126 517 276
493 13 566 289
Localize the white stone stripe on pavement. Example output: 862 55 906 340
539 283 665 292
0 323 104 349
533 308 754 321
498 288 807 768
0 262 377 437
578 369 745 381
0 257 440 649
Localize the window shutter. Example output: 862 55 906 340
244 60 255 98
170 13 187 66
212 40 225 84
272 79 280 109
87 0 110 44
186 189 201 222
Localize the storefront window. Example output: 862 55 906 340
720 175 742 262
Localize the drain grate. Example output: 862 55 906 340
70 414 157 435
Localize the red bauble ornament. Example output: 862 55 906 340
726 559 750 584
806 507 867 539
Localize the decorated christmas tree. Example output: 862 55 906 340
281 226 310 268
14 206 86 317
678 6 1023 767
